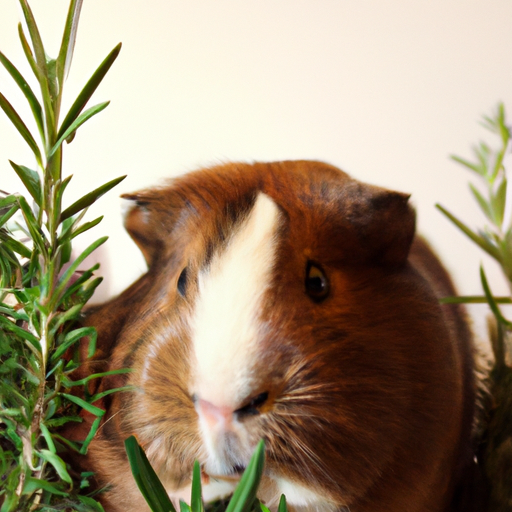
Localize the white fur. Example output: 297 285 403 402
276 478 339 511
190 193 280 472
191 193 280 408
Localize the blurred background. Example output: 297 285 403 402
1 1 512 337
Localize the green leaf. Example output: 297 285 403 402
0 204 20 229
38 449 73 484
493 177 507 227
17 22 39 81
51 326 97 362
59 263 100 305
468 183 493 224
0 315 41 351
17 195 47 256
0 50 44 142
277 495 288 512
124 435 177 512
435 204 501 261
58 43 122 139
0 92 43 167
49 303 84 337
80 415 102 454
49 101 110 157
191 460 204 512
70 215 104 240
89 385 134 405
9 161 42 206
60 392 105 418
77 495 106 512
39 422 56 453
450 154 484 176
56 0 84 83
18 0 48 76
180 503 192 512
226 440 265 512
63 367 131 388
440 295 512 304
53 236 108 305
480 265 512 329
22 476 68 497
60 175 126 221
0 195 18 209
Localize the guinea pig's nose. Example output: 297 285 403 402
195 397 234 431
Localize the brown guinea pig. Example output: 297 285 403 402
79 160 478 512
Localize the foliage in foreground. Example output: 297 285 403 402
0 1 125 510
124 437 288 512
437 103 512 511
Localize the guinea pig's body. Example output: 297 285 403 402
80 161 477 512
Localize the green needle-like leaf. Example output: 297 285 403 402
124 435 178 512
70 215 104 240
38 449 73 484
17 196 46 256
277 495 288 512
9 161 42 206
468 183 493 224
0 92 43 167
0 204 20 229
17 23 55 133
58 43 122 140
57 0 84 83
51 326 97 362
18 0 48 76
0 50 44 142
17 22 39 80
60 393 105 418
49 101 111 157
480 265 512 329
191 461 204 512
22 477 68 497
80 415 102 454
53 236 108 304
440 295 512 305
39 422 57 453
450 154 484 176
226 440 265 512
435 204 501 262
493 177 508 228
60 175 126 221
0 315 40 350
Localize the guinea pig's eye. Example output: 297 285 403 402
177 267 188 297
305 262 330 302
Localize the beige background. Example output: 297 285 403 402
1 1 512 336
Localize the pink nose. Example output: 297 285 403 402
195 398 234 431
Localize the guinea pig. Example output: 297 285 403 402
78 160 478 512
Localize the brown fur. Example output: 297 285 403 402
73 161 478 511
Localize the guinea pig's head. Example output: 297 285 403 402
115 161 451 509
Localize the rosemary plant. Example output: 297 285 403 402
0 1 126 510
437 103 512 511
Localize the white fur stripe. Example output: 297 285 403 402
191 193 280 410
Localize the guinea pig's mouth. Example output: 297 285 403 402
203 464 246 483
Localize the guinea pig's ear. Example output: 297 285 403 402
347 183 416 267
121 191 164 268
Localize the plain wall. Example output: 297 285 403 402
1 1 512 336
